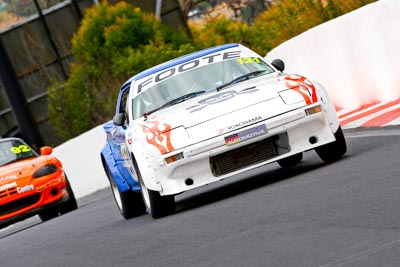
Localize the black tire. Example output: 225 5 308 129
106 165 146 219
59 177 78 215
277 152 303 168
315 126 347 163
39 207 59 222
39 176 78 222
133 158 175 219
139 176 175 219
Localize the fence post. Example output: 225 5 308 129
0 37 44 149
32 0 68 80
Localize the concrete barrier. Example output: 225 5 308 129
53 125 109 199
265 0 400 109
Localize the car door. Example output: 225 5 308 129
106 88 139 190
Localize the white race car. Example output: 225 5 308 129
110 43 346 218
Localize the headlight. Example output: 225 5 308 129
305 105 322 116
165 152 184 164
33 164 58 178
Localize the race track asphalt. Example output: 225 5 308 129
1 127 400 267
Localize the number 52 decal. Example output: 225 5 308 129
10 145 31 154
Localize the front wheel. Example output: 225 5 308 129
277 152 303 168
39 176 78 222
107 166 146 219
59 177 78 215
315 126 347 163
132 157 175 219
39 207 59 222
139 176 175 219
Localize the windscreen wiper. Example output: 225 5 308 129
143 90 206 118
216 70 267 91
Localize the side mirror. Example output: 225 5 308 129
271 59 285 72
40 146 53 155
113 113 126 126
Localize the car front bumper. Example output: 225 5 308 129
147 107 336 196
0 177 70 226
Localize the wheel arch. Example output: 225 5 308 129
313 81 340 133
101 144 131 193
130 152 162 192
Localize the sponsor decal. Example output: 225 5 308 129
36 178 63 192
224 124 267 146
17 184 34 193
136 50 242 94
127 132 132 145
120 143 137 179
218 116 263 134
142 118 175 154
187 87 259 113
284 75 317 105
120 143 130 160
0 175 17 183
0 181 17 191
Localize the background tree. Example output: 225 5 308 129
181 0 273 22
48 2 194 140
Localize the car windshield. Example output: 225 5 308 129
132 57 274 119
0 139 37 166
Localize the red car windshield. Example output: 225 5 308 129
0 139 37 166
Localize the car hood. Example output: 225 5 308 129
0 157 51 186
143 75 314 125
134 74 318 150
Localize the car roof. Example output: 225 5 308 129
0 137 24 143
119 43 240 92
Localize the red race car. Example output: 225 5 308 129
0 137 77 228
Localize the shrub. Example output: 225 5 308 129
189 16 251 47
48 1 193 140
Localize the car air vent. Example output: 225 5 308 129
210 135 278 176
0 186 17 198
0 193 41 216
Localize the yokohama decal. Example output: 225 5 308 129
284 75 317 105
142 118 175 154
